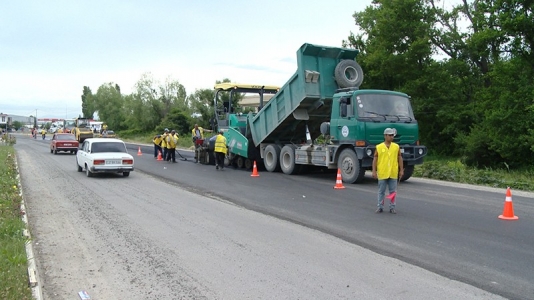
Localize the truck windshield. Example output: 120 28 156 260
356 94 414 120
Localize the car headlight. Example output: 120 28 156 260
366 149 373 157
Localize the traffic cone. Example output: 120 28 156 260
157 150 163 161
137 147 142 156
333 169 345 189
498 187 518 220
251 161 260 177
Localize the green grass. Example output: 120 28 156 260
414 155 534 191
0 143 33 300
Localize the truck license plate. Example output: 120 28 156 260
106 160 121 165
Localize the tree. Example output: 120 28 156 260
81 86 96 119
94 83 125 130
12 120 23 130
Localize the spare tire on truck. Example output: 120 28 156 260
334 60 364 88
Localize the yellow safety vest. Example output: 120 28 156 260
167 134 178 148
376 142 400 180
161 133 167 148
192 127 205 139
214 134 227 154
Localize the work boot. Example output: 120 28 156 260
375 208 383 213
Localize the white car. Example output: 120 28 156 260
76 138 134 177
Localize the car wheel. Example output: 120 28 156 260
123 172 130 177
54 149 58 155
50 149 53 153
85 166 93 177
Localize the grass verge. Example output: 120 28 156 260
414 156 534 191
0 144 33 299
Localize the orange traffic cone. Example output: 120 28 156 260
333 169 345 189
157 150 163 161
251 161 260 177
499 187 518 220
137 147 142 156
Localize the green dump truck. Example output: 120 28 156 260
214 43 427 183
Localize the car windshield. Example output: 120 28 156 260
91 142 127 153
56 134 76 140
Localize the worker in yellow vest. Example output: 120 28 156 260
214 130 227 170
153 134 163 158
161 128 169 161
166 130 179 163
372 128 404 214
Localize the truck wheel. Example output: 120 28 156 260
401 165 414 181
245 158 253 170
280 145 300 175
236 156 245 168
264 144 281 172
338 148 365 183
334 60 364 88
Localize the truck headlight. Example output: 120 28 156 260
418 149 424 155
366 149 373 157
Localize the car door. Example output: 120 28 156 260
78 141 89 167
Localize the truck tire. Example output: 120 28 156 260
338 148 365 183
280 145 300 175
264 144 281 172
401 165 414 181
236 156 245 168
244 158 253 170
334 60 364 88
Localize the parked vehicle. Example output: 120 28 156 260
50 133 79 154
76 138 134 177
209 43 427 183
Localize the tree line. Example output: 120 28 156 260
344 0 533 169
82 0 533 170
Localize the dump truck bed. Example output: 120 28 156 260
248 43 359 146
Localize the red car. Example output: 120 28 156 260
50 133 79 154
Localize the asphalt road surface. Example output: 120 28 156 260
15 134 533 299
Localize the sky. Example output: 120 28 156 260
0 0 373 119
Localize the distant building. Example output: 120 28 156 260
0 113 10 130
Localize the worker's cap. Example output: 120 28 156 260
219 130 224 134
384 128 396 136
171 130 176 133
164 128 169 132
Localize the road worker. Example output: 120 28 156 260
166 130 179 163
214 130 227 170
153 134 163 159
161 128 169 161
192 124 212 163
